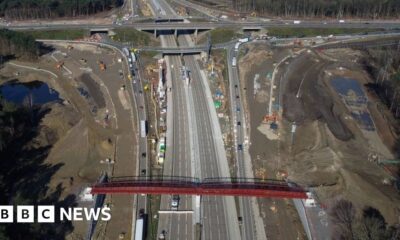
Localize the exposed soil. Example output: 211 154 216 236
78 73 106 109
238 43 307 240
238 43 400 233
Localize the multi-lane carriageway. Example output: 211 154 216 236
90 176 308 199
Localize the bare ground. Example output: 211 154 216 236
238 43 400 237
238 43 307 240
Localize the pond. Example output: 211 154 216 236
0 80 61 105
330 77 375 131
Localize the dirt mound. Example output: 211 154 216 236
78 73 106 109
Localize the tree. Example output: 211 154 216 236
0 29 40 60
355 207 387 240
330 199 356 239
329 200 399 240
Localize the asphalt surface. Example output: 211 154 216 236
5 20 400 31
226 44 257 240
151 0 242 238
151 1 194 239
183 53 230 239
156 37 194 239
130 47 150 239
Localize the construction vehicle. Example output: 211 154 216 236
250 11 257 17
97 61 106 71
67 45 73 50
263 112 278 123
56 61 64 70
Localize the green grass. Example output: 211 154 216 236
113 28 155 47
208 28 243 44
267 27 384 38
146 195 161 240
138 50 159 59
24 29 87 40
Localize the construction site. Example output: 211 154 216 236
236 40 400 237
0 41 141 239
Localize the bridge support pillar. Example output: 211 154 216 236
194 29 198 39
174 29 178 37
154 30 157 38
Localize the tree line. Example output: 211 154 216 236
362 46 400 155
0 29 40 60
329 199 400 239
0 0 123 20
363 46 400 120
231 0 400 18
0 94 76 239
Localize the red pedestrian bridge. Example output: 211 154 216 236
91 176 308 199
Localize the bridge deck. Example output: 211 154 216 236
91 177 308 199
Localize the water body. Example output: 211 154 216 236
331 77 365 97
331 77 375 131
0 80 61 105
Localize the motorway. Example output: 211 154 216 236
176 14 241 240
226 43 258 240
148 0 242 239
132 21 400 30
130 45 150 239
150 0 194 239
4 20 400 31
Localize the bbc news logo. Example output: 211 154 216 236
0 206 111 223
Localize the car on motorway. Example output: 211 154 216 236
237 144 243 151
141 169 146 176
142 152 146 158
158 230 166 240
139 208 145 218
237 121 241 126
171 195 180 210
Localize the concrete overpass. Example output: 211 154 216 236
138 45 207 54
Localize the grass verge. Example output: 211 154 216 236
24 29 87 40
113 28 156 47
208 28 243 44
146 195 161 240
267 27 385 38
